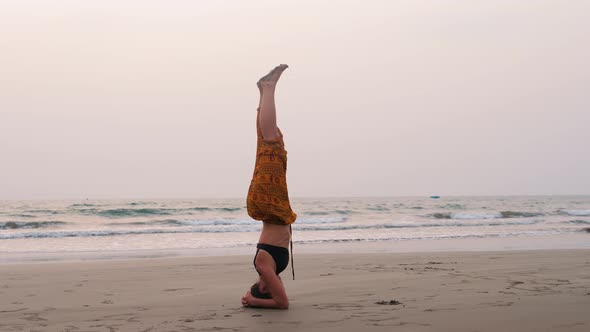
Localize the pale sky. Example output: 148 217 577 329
1 0 589 200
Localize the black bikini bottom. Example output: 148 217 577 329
253 243 290 275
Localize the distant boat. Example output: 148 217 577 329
430 196 441 199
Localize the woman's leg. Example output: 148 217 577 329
257 64 288 141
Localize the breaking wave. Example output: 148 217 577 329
0 221 67 230
431 211 544 220
105 216 348 227
568 220 590 225
561 210 590 216
97 208 174 218
0 219 541 240
79 206 245 218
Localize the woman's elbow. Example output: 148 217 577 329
276 299 289 309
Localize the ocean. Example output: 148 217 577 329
1 196 589 262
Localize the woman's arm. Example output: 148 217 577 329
242 290 288 309
243 252 289 309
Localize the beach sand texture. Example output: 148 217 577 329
1 250 589 332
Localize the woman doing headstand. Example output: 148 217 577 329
241 64 296 310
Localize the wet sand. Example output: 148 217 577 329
1 249 589 331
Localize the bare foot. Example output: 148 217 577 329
257 64 288 89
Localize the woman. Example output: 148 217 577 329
241 64 297 310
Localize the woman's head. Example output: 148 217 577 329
250 280 271 299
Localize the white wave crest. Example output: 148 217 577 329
296 216 347 224
0 219 545 240
563 209 590 216
176 219 252 226
174 216 346 226
450 212 502 220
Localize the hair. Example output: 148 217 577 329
250 282 272 299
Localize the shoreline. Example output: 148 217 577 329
1 232 589 265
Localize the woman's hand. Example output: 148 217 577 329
241 291 253 307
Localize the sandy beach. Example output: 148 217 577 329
1 249 589 332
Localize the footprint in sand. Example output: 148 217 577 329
163 287 193 292
424 307 457 312
397 322 432 327
23 313 47 322
375 300 403 306
552 322 586 329
0 308 28 313
366 316 401 327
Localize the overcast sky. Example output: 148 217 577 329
1 0 589 200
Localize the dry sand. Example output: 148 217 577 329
1 249 589 332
